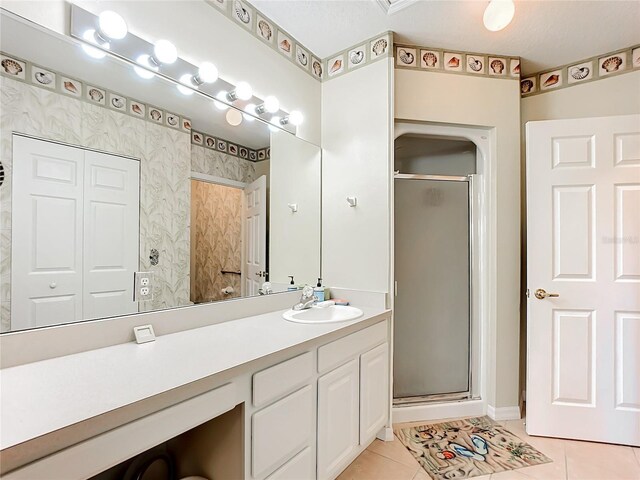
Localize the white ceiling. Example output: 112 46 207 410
252 0 640 74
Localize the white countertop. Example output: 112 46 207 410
0 306 389 452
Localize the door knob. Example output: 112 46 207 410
534 288 559 300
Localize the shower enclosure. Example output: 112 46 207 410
393 134 476 405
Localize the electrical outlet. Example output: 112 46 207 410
134 272 154 302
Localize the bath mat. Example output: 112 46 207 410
396 416 551 480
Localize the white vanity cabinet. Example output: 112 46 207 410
317 359 360 480
251 352 315 480
316 322 390 480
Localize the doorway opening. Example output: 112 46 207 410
394 135 476 406
392 121 493 422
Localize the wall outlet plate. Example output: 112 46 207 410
134 271 154 302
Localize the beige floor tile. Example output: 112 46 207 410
337 450 419 480
565 440 640 480
634 447 640 466
411 469 490 480
367 436 421 468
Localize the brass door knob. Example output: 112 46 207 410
534 288 559 300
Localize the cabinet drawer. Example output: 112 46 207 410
318 321 387 373
252 386 313 479
253 352 313 407
266 447 313 480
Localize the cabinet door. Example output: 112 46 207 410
360 343 389 444
317 358 359 480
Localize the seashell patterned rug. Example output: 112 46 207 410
396 416 551 480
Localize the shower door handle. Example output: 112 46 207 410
534 288 559 300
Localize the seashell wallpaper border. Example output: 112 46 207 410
206 0 392 82
324 32 393 81
0 52 192 133
191 130 269 162
520 44 640 98
206 0 322 80
0 51 267 163
394 43 521 81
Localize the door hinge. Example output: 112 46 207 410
394 281 398 297
525 288 530 298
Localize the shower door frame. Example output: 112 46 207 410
392 173 475 406
392 121 494 422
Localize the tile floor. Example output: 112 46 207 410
337 418 640 480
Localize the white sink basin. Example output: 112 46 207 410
283 305 364 324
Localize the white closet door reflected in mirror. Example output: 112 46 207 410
11 135 140 330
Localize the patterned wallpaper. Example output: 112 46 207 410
191 144 257 183
190 180 242 304
0 75 191 331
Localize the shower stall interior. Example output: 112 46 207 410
393 134 477 405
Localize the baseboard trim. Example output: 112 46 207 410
392 399 485 424
376 427 394 442
487 405 521 421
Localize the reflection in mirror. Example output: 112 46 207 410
0 9 321 332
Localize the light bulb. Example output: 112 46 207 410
81 29 107 59
177 74 195 95
235 81 253 100
268 116 281 132
98 10 127 40
154 39 178 64
197 62 218 83
243 104 256 122
289 110 304 126
214 91 230 110
483 0 515 32
264 95 280 113
226 109 243 126
134 54 157 79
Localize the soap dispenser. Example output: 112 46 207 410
314 278 329 302
287 276 297 291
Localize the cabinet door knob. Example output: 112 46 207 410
49 282 57 289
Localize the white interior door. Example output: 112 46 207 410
12 135 84 330
83 150 139 320
526 114 640 446
243 175 267 296
12 136 140 330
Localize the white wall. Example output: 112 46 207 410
1 0 321 145
395 70 521 409
321 59 394 293
269 132 321 286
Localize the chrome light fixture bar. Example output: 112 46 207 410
70 4 297 133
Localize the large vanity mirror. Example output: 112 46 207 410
0 8 321 333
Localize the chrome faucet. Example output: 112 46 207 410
292 285 317 311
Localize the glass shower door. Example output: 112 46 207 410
393 176 471 401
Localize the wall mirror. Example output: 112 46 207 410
0 8 322 333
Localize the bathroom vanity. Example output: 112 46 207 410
0 292 391 479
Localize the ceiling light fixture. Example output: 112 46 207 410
255 95 280 114
226 109 243 126
483 0 515 32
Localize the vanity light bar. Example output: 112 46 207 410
69 4 300 132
